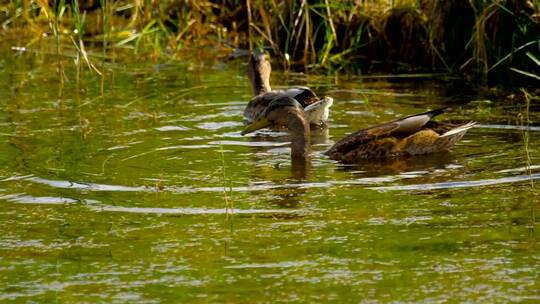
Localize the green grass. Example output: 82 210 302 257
1 0 538 87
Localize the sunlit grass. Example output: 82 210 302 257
1 0 538 86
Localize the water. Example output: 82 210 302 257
0 49 538 302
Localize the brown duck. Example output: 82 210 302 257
244 50 333 126
241 96 475 162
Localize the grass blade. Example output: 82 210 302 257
509 67 540 80
526 52 540 66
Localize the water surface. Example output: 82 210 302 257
0 49 538 302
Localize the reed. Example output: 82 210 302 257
70 1 102 89
100 0 112 94
36 0 67 96
518 89 537 235
1 0 538 87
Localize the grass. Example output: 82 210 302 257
70 0 102 89
219 144 234 235
39 0 67 97
519 89 537 235
0 0 538 87
509 51 540 80
219 144 233 213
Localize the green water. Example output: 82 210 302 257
0 49 538 303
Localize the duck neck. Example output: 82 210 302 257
251 73 271 95
287 112 310 159
248 61 272 95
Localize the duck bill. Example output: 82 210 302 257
241 117 270 135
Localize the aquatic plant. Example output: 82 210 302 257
518 88 537 236
0 0 538 87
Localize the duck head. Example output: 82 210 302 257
241 96 310 158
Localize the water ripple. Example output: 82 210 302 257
4 169 539 197
196 121 243 130
225 260 317 269
0 193 306 216
209 140 289 147
25 177 147 192
372 172 540 191
476 124 540 131
87 204 305 215
155 125 191 132
0 194 77 204
156 144 213 150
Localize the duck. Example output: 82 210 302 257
241 96 475 162
243 50 333 126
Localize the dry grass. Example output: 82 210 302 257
0 0 538 86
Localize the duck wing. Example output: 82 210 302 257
281 87 319 107
325 107 449 159
324 121 401 159
383 107 449 135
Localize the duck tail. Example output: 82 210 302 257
432 121 475 151
440 121 476 138
304 96 334 112
304 97 334 125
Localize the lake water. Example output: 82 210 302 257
0 48 538 302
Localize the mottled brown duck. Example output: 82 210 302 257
241 96 475 162
243 51 333 126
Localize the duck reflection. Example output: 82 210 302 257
243 128 324 209
244 124 329 179
336 151 457 176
